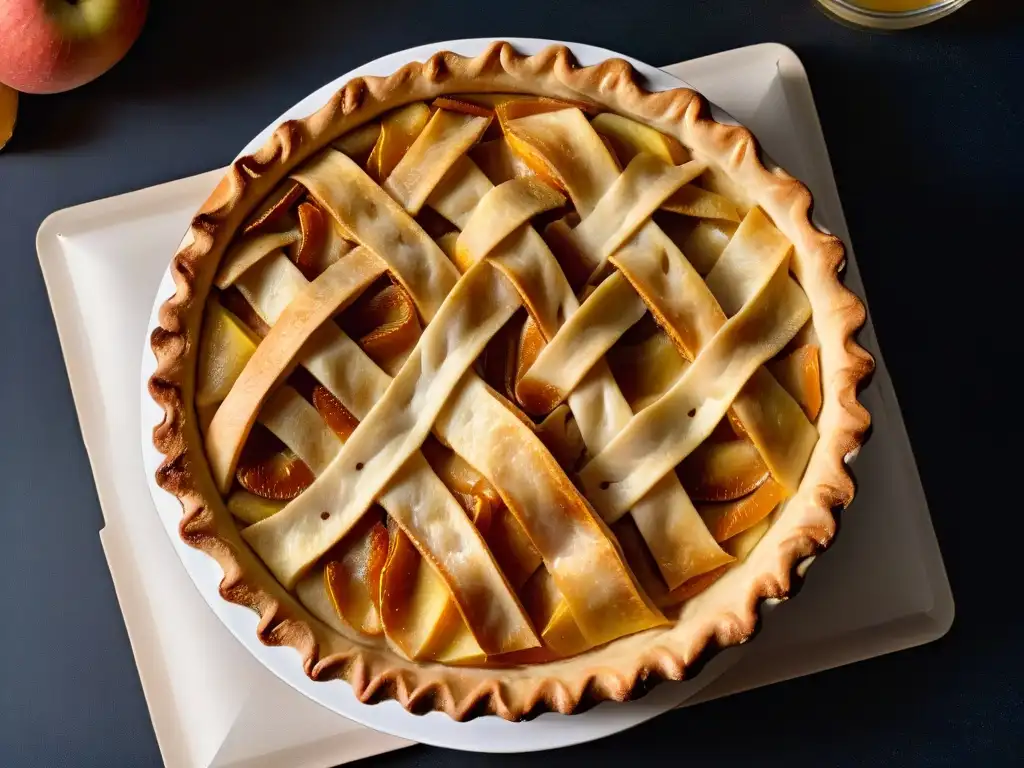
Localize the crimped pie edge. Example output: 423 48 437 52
148 41 874 721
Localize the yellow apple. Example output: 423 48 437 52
0 83 16 150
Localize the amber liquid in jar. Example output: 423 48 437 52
850 0 941 9
818 0 971 28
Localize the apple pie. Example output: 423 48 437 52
150 42 872 720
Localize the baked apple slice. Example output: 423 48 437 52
332 121 382 164
415 205 458 239
502 130 566 192
520 567 588 658
514 315 546 387
366 102 431 182
235 430 315 501
494 95 598 123
589 113 741 225
661 186 741 222
340 281 422 375
677 438 769 502
666 566 730 604
217 287 271 338
769 344 823 420
225 490 285 526
590 112 688 165
542 214 592 291
311 385 360 441
292 201 327 279
422 610 489 666
324 516 389 636
434 230 466 271
536 404 586 472
432 96 494 119
242 181 304 235
497 100 602 192
722 518 771 561
420 438 492 502
482 505 542 591
470 139 535 185
196 301 258 408
479 311 524 404
612 516 731 609
698 478 786 542
654 213 738 275
607 319 688 412
379 521 485 664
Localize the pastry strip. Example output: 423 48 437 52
662 186 740 222
215 229 300 289
384 109 491 215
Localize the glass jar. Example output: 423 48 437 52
816 0 973 29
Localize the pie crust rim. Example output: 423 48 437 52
149 41 873 721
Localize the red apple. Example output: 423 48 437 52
0 0 148 94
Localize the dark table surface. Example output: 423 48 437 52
1 1 1021 766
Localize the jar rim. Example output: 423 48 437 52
817 0 972 28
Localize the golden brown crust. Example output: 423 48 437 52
149 41 873 721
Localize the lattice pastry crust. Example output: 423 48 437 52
150 42 872 720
